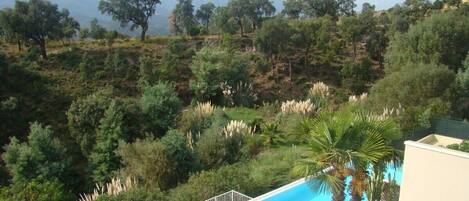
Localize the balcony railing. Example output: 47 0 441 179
205 190 252 201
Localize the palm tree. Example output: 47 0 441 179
261 122 283 146
293 111 401 201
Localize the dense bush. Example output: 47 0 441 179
0 180 75 201
370 63 454 107
140 82 182 136
159 38 194 80
67 88 115 155
161 130 198 187
89 101 125 184
169 147 304 201
370 63 454 131
96 187 166 201
385 11 469 72
340 57 373 94
2 123 72 185
190 47 250 103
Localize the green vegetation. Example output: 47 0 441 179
1 0 469 201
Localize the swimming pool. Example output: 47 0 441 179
254 164 402 201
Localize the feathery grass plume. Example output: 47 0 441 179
193 101 215 119
221 81 257 106
186 130 201 150
281 99 316 115
349 93 368 102
222 120 255 138
309 82 330 98
377 104 403 120
79 177 137 201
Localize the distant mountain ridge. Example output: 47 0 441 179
0 0 402 36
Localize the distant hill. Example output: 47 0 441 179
0 0 403 36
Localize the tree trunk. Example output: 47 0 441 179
239 21 244 37
352 42 357 61
289 59 293 83
39 40 47 60
304 48 309 69
332 173 346 201
271 55 275 77
140 25 148 41
17 40 22 52
351 171 367 201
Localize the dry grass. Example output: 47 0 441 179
193 101 215 120
349 93 368 102
222 120 255 138
280 99 316 115
309 82 330 98
79 177 137 201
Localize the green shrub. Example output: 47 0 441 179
190 47 250 103
67 88 115 155
79 53 93 80
117 138 172 189
96 187 166 201
447 140 469 153
0 180 75 201
140 82 182 136
340 57 373 94
2 123 73 186
161 130 198 187
159 38 194 81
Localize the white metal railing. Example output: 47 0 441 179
205 190 253 201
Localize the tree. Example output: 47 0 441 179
340 57 373 94
365 13 388 68
196 2 216 29
190 47 250 102
249 0 276 30
370 63 454 131
444 0 462 8
79 53 93 80
290 19 321 69
294 111 400 201
57 9 80 43
0 0 78 59
303 0 356 18
99 0 162 41
255 17 292 75
140 82 182 136
159 38 194 80
2 122 72 185
385 11 469 72
67 88 115 155
339 15 362 60
89 101 124 184
282 0 303 19
172 0 196 35
138 54 157 86
227 0 252 36
209 7 238 35
89 18 107 39
105 30 119 48
0 9 24 51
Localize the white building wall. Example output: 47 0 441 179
399 141 469 201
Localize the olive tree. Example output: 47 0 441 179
99 0 162 41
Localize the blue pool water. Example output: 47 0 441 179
263 164 402 201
